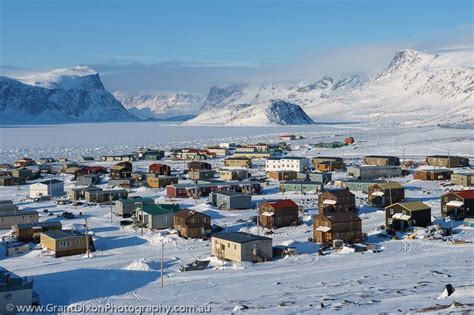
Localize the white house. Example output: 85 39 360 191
265 157 310 173
0 267 38 314
29 179 64 198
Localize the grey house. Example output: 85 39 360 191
347 165 402 180
137 204 181 229
76 174 100 186
297 172 332 184
340 179 384 193
68 186 102 200
279 181 323 194
115 197 155 217
208 191 252 210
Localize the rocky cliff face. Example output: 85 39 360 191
0 66 137 124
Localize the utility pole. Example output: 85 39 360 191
448 150 451 170
388 176 393 206
85 218 90 258
160 237 164 288
110 194 113 223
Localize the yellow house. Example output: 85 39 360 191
40 230 90 257
211 232 272 263
219 169 249 181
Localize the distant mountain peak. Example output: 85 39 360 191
19 65 103 91
380 49 429 77
0 68 136 124
200 84 245 111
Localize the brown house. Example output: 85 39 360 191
110 161 132 179
189 169 215 180
312 157 345 172
364 155 400 166
318 189 356 214
413 169 453 181
146 176 178 188
266 170 297 181
187 161 212 172
224 157 252 168
173 209 211 238
12 221 62 242
426 155 469 168
313 212 362 245
258 199 299 228
315 161 346 172
385 202 431 231
368 182 405 207
148 163 171 176
441 190 474 220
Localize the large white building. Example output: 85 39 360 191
29 179 64 198
265 157 310 173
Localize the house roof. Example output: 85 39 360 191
117 197 154 204
262 199 298 209
281 181 322 185
324 189 354 198
364 155 398 159
15 221 62 229
392 201 431 212
452 190 474 199
0 210 38 217
141 204 180 215
426 155 465 159
174 209 210 219
225 157 251 160
317 211 361 223
453 173 474 176
267 156 307 161
212 232 271 243
37 179 63 185
41 229 84 239
372 182 404 189
416 169 453 173
213 191 246 197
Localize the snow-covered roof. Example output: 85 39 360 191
392 213 411 221
371 191 385 196
323 199 337 205
315 226 331 232
446 200 464 207
261 212 274 217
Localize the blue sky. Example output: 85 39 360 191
1 0 472 93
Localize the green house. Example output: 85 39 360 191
138 203 181 230
279 181 323 194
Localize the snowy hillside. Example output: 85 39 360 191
187 99 314 125
304 49 474 127
114 91 203 119
191 49 473 127
0 66 137 124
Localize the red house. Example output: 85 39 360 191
344 137 355 145
84 166 108 174
149 163 171 176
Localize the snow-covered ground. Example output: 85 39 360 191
1 124 473 314
1 122 473 163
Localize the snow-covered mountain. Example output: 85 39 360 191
303 49 474 127
114 91 204 119
190 49 473 127
187 99 314 125
0 66 137 124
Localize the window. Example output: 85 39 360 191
388 218 392 224
390 209 394 215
